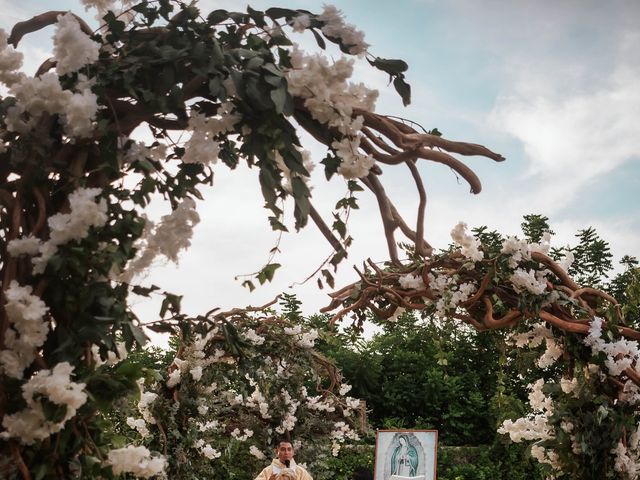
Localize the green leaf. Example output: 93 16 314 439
242 280 256 291
310 28 326 49
159 293 182 318
347 180 364 192
258 167 278 207
393 75 412 106
321 269 335 289
333 215 346 239
265 7 298 20
247 6 266 27
369 57 409 75
257 263 281 284
321 154 341 180
270 83 288 114
269 216 289 232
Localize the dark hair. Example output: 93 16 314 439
352 466 373 480
275 436 293 448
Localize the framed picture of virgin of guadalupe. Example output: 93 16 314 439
373 430 438 480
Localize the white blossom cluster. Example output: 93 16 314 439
231 427 254 441
498 379 554 443
330 421 359 456
126 417 150 438
0 28 23 86
80 0 137 24
499 233 573 297
91 341 128 367
183 104 240 165
5 71 98 138
284 325 319 348
195 439 222 460
305 394 336 413
0 281 50 379
531 445 562 471
585 317 640 377
612 430 640 480
289 14 311 33
317 5 369 55
249 445 266 459
433 281 477 318
118 197 200 282
450 222 483 262
243 328 266 346
1 362 87 445
510 268 548 295
9 187 108 274
509 323 563 369
501 232 551 268
398 273 425 290
286 47 378 179
245 385 272 419
107 445 167 478
53 13 101 76
498 379 571 474
275 389 301 434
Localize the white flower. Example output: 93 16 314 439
138 391 157 424
584 316 640 377
290 14 310 33
64 86 99 138
560 377 578 395
510 268 548 295
537 338 563 369
243 328 265 346
297 330 318 348
557 250 575 273
285 47 378 180
450 222 483 262
0 281 50 379
33 188 107 274
284 325 302 336
126 417 149 438
182 106 239 165
8 73 98 138
166 369 181 388
528 379 553 414
197 404 209 415
318 5 368 55
118 198 200 281
398 274 424 290
249 445 266 460
53 13 100 76
0 28 24 86
498 415 553 443
190 366 203 381
332 137 375 179
200 444 222 460
339 383 352 395
231 428 254 441
107 445 167 478
1 362 87 444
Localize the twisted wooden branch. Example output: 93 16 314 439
8 11 93 48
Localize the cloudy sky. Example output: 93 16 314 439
2 0 639 344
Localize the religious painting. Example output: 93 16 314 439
374 430 438 480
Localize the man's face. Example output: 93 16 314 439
276 442 294 463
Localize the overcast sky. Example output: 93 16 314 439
2 0 639 345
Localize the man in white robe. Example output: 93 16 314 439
253 440 313 480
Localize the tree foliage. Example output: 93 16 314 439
0 1 638 479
